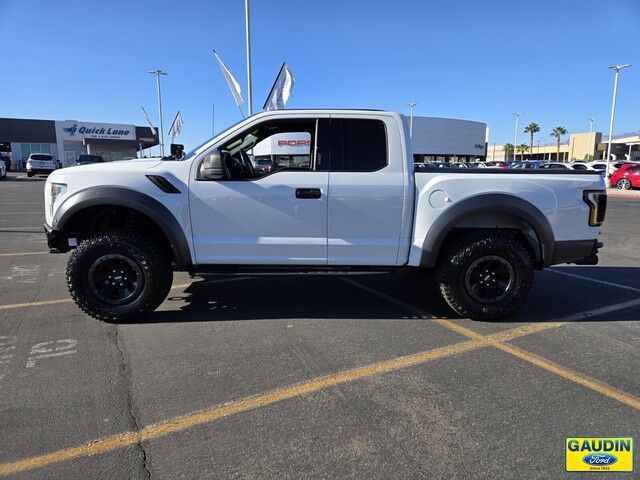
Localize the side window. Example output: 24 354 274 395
253 132 311 172
216 119 317 180
332 119 387 172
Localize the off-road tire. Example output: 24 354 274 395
436 232 534 321
66 229 173 322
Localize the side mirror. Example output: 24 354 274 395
201 150 224 180
170 143 184 159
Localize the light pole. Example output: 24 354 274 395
513 112 522 162
245 0 253 115
407 102 417 139
148 69 167 156
605 64 631 177
588 118 594 160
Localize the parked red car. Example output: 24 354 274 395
610 163 640 190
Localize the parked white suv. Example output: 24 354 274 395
43 109 607 322
0 158 6 180
27 153 58 177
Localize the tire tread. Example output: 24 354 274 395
66 229 173 322
436 231 533 321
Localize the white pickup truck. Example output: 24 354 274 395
44 109 607 321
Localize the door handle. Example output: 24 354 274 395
295 188 322 199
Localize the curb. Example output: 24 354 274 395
607 191 640 199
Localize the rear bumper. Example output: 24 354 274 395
28 168 55 175
550 239 603 266
44 223 70 253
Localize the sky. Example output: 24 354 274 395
1 0 639 151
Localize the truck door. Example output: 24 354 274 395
327 116 406 265
189 116 330 265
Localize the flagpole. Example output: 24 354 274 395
148 70 167 157
212 103 215 136
245 0 253 116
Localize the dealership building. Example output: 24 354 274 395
0 118 158 168
409 117 487 162
486 131 640 163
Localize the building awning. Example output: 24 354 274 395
83 137 158 149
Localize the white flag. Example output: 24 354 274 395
140 106 157 136
213 50 245 108
263 63 294 111
168 111 183 138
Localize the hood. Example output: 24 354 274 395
60 157 165 175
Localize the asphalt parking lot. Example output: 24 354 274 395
0 172 638 479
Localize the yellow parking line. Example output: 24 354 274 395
0 299 72 310
0 227 42 231
0 283 192 311
0 279 251 311
434 318 640 410
342 278 640 412
0 322 555 477
492 340 640 410
0 251 49 258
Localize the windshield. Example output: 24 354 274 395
184 116 250 159
77 155 104 163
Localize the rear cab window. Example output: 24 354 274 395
330 119 387 172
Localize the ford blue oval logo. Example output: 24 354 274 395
582 453 617 465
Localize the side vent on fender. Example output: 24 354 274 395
146 175 181 194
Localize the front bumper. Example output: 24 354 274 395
44 223 70 253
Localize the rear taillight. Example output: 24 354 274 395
583 190 607 226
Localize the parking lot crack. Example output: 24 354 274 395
113 325 152 479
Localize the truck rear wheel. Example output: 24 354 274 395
66 229 173 322
436 232 533 321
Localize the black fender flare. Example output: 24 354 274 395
53 187 193 269
420 193 555 268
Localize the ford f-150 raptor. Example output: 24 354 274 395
43 110 606 321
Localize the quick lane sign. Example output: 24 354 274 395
55 121 136 141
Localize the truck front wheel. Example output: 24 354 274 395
436 232 533 321
66 230 173 322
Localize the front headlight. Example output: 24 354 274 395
50 183 66 204
48 183 67 219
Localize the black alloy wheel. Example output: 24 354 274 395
88 254 145 305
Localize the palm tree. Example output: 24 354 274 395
524 123 540 159
550 126 568 162
516 143 529 161
503 143 515 161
